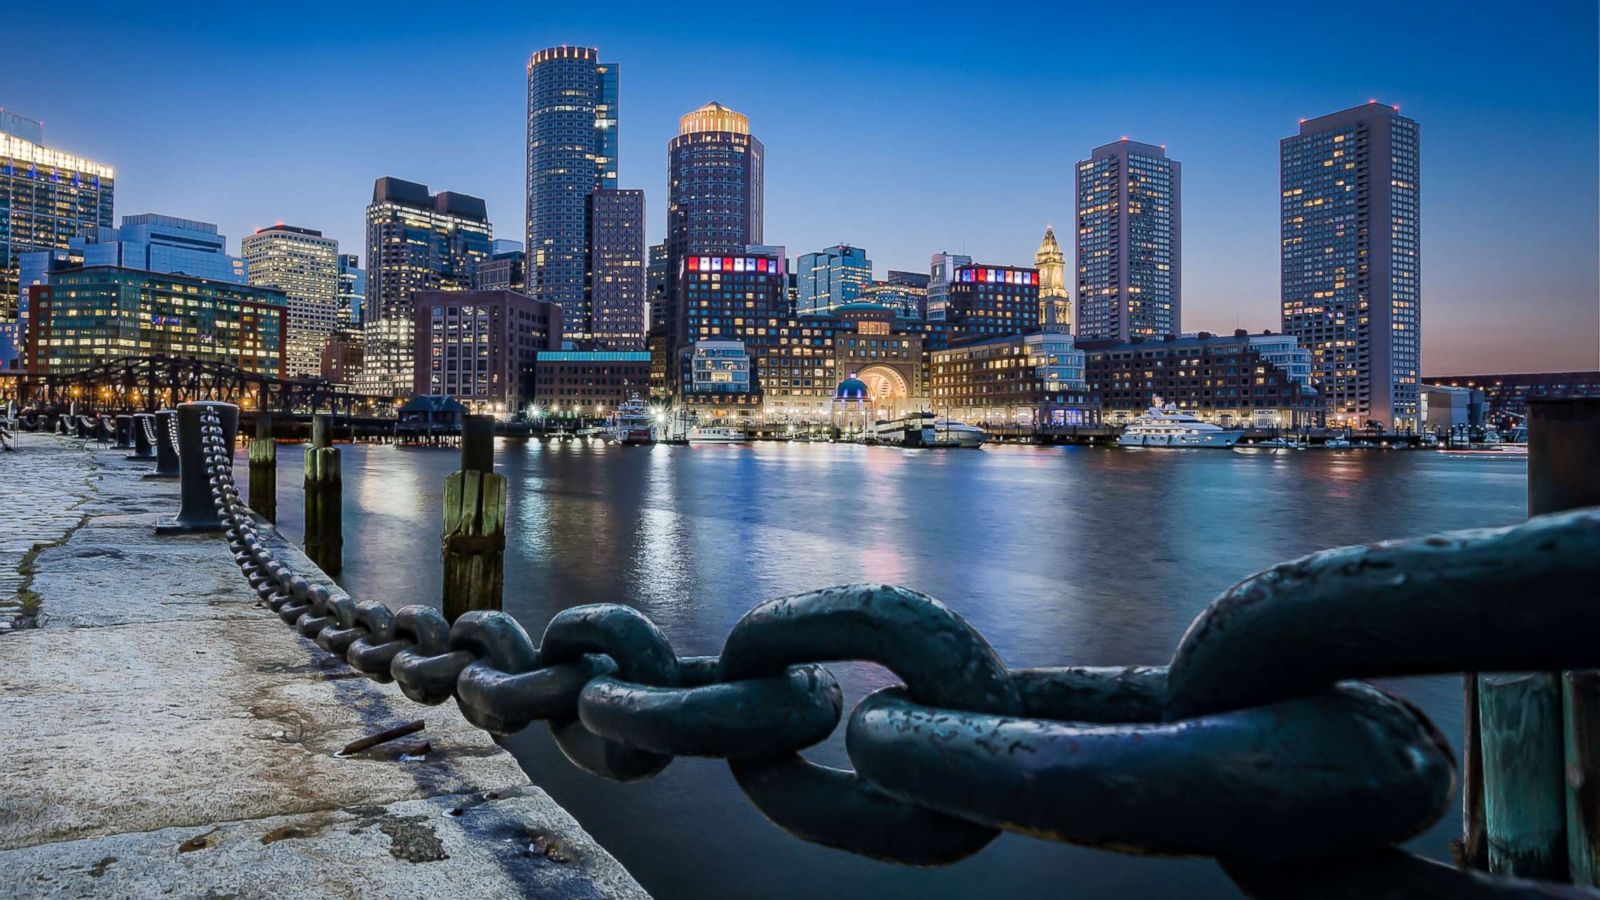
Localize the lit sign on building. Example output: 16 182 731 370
686 256 785 276
958 268 1039 285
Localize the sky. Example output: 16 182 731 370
5 0 1597 375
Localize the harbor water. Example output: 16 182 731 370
257 440 1528 899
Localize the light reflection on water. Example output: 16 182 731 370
257 440 1527 900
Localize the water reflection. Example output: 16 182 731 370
256 441 1528 900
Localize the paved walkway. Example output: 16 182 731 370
0 436 648 899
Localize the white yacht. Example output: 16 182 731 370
1118 402 1243 448
688 426 748 444
871 413 937 447
930 418 987 448
604 394 656 445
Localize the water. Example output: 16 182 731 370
257 440 1528 899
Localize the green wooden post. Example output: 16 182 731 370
247 413 276 523
303 414 342 575
441 415 504 622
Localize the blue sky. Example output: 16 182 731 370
6 0 1596 373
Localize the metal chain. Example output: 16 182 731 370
190 407 1600 898
141 415 159 446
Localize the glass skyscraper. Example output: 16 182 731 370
525 46 618 343
1075 139 1181 341
925 252 971 322
796 244 872 315
1281 102 1420 431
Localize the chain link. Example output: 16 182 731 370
188 407 1600 896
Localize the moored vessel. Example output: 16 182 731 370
1117 401 1243 448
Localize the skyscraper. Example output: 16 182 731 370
587 188 646 350
525 46 617 341
1 111 114 320
1281 101 1420 431
336 254 365 326
360 177 491 396
663 102 764 351
242 225 340 378
1075 139 1181 341
646 242 667 332
926 252 971 322
796 244 872 315
1035 226 1071 333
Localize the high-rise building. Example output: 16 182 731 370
1281 102 1421 431
859 272 929 320
925 252 971 321
646 242 668 332
587 188 645 350
336 254 365 326
1 112 115 320
1075 139 1181 341
944 264 1041 342
796 244 872 315
242 225 340 378
474 248 526 293
1035 226 1071 333
663 102 763 352
525 46 617 339
361 177 490 396
412 289 562 414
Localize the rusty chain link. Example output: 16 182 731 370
191 406 1600 898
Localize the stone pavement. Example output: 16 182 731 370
0 436 649 899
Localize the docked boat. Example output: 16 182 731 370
930 418 986 448
1323 437 1352 449
1117 403 1243 448
688 426 748 444
871 413 938 447
604 394 656 445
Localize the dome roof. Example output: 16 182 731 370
834 376 869 401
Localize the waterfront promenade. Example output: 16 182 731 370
0 435 646 899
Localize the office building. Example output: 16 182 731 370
1282 102 1421 430
361 177 491 396
931 332 1097 429
1076 139 1181 341
926 252 971 321
943 264 1041 342
796 244 872 315
25 266 285 376
646 242 668 332
532 350 652 416
526 46 617 336
320 327 363 385
1422 384 1486 433
1 112 115 320
242 225 340 378
662 102 763 351
1424 371 1600 428
587 188 646 349
475 248 526 293
1080 330 1322 429
1035 226 1071 333
858 271 928 320
411 289 562 415
336 254 365 326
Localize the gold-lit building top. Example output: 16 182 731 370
527 45 599 69
0 132 114 178
679 102 749 136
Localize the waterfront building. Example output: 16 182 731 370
320 327 363 385
1282 102 1421 431
532 349 652 417
1423 371 1600 428
672 250 786 405
1035 226 1071 333
24 266 285 376
1 112 115 321
360 177 490 397
242 225 340 379
1422 384 1486 434
588 188 646 349
1079 330 1322 429
336 254 365 326
943 264 1041 342
688 340 754 417
411 289 561 415
796 244 872 315
1075 139 1181 341
474 248 526 293
526 46 617 336
930 332 1098 429
662 102 763 352
925 252 971 321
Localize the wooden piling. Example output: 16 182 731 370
304 414 342 575
248 414 277 523
441 415 504 622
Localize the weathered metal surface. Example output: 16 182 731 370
155 401 237 534
127 412 157 460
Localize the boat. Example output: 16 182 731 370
1323 437 1352 449
871 413 938 447
930 418 987 448
1256 436 1305 450
688 426 748 444
604 394 656 446
1117 402 1243 448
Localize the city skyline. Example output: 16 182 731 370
3 0 1596 375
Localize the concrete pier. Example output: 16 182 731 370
0 436 648 899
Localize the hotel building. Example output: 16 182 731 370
1076 139 1181 341
930 332 1097 429
942 264 1041 342
1281 102 1421 430
242 225 340 379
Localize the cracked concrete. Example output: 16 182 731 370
0 437 648 898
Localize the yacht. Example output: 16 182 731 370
1118 402 1243 448
930 418 987 448
688 426 748 444
871 413 938 447
604 394 656 446
1323 436 1353 449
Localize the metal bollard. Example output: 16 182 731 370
114 415 135 449
127 412 158 460
146 410 181 479
155 401 239 534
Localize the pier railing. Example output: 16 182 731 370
170 400 1600 898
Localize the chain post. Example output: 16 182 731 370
156 401 238 534
248 413 277 523
128 412 158 460
113 414 134 449
442 414 504 622
304 413 342 574
147 409 181 479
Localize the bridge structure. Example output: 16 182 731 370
0 355 401 419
